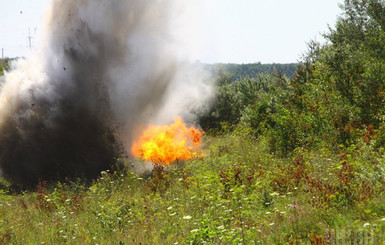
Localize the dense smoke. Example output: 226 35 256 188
0 0 212 187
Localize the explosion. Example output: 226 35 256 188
0 0 212 187
132 117 203 166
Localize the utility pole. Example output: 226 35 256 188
27 28 32 50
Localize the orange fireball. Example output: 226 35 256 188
131 117 204 166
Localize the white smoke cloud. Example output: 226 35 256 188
0 0 212 187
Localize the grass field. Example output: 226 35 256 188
1 128 385 244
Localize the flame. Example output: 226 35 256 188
131 117 204 166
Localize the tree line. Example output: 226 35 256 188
206 62 298 80
200 0 385 156
0 59 9 76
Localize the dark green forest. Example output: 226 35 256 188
1 0 385 244
206 62 298 80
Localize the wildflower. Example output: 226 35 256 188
269 223 275 226
292 205 297 209
363 223 370 228
190 229 199 233
183 215 192 220
167 206 173 210
289 216 293 220
265 212 271 215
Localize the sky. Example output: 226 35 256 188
0 0 343 64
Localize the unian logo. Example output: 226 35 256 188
334 228 377 245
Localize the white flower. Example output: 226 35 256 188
190 229 199 233
269 223 275 226
183 215 192 220
363 223 370 228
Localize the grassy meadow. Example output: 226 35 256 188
1 130 385 244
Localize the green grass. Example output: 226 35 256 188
1 131 385 244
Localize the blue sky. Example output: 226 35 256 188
0 0 343 63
